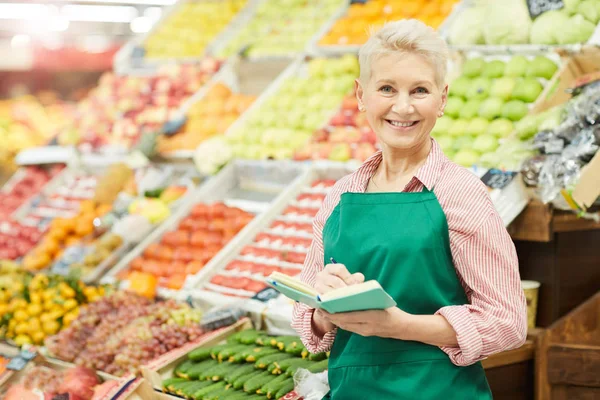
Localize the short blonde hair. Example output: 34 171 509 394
358 19 449 87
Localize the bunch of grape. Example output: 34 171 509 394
45 291 205 376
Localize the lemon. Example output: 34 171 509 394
27 303 42 317
29 292 42 304
63 299 78 311
40 313 54 324
0 303 8 316
9 298 27 312
8 319 17 332
27 318 41 334
13 309 28 322
42 288 57 302
59 283 76 299
14 334 32 346
32 331 45 344
42 320 60 335
14 322 29 335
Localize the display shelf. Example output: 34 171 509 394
101 160 309 294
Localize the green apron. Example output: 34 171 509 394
321 187 492 399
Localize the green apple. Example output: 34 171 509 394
436 135 455 153
460 100 483 119
445 97 465 118
450 76 472 99
466 78 491 100
448 119 469 137
482 60 506 78
504 56 530 77
453 135 476 151
515 114 540 140
453 149 481 167
478 97 505 120
501 100 529 121
525 56 558 80
487 118 514 137
511 78 543 103
473 134 499 153
465 117 490 136
432 116 455 136
462 57 486 78
490 77 516 101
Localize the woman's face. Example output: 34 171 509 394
356 52 447 152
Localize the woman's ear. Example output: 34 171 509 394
355 79 365 112
440 84 448 113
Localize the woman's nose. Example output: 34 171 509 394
391 94 413 114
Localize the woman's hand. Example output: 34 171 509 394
312 263 365 337
319 307 412 338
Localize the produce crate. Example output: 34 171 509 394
223 53 360 161
184 162 356 318
141 317 252 391
101 160 309 295
159 55 292 159
0 344 152 399
113 0 258 75
308 0 463 56
441 1 600 53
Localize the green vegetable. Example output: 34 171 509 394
173 381 204 397
188 360 220 379
218 344 252 362
254 334 273 346
227 331 244 344
189 344 225 362
237 330 263 345
273 358 310 373
275 380 295 399
224 363 258 384
284 341 306 356
211 344 235 359
163 377 188 392
245 347 280 362
270 336 298 350
307 359 328 373
233 370 263 390
182 381 215 398
175 359 197 378
204 386 234 400
286 360 315 377
210 362 241 382
192 382 227 399
307 352 327 362
199 363 231 381
261 374 290 398
243 371 275 393
255 353 294 369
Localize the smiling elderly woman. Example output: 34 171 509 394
291 20 528 399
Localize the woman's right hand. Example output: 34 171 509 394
312 263 365 337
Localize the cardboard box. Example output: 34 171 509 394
141 317 252 394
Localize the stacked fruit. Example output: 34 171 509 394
226 55 359 160
319 0 459 46
0 165 63 220
0 222 45 261
158 83 256 154
120 202 254 290
201 179 335 298
163 329 328 400
72 61 222 150
143 0 247 59
45 291 204 377
217 0 345 57
433 55 559 167
0 273 104 346
294 93 378 162
21 200 112 272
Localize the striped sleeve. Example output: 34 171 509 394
436 209 528 366
290 177 351 353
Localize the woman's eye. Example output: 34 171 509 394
414 87 429 94
379 85 394 93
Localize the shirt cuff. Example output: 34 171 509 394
302 308 337 354
436 305 484 366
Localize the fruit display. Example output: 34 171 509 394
225 55 359 160
70 61 222 151
2 365 102 400
216 0 345 57
45 291 205 376
319 0 459 46
294 93 378 162
158 83 257 155
143 0 247 59
0 222 45 261
161 329 327 400
0 96 75 167
447 0 600 46
0 165 64 220
115 202 255 290
198 179 336 299
432 54 560 167
0 273 104 346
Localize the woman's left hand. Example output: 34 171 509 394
320 307 412 339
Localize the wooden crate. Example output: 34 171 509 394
536 292 600 400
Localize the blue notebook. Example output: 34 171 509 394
266 271 396 314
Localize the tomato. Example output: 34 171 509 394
190 230 208 248
173 247 195 263
210 275 226 286
185 261 204 275
161 230 189 247
228 277 250 290
240 246 257 256
170 261 187 275
130 257 145 271
207 202 227 218
207 218 225 232
179 216 196 231
204 232 222 247
245 280 267 293
143 244 173 261
190 203 209 218
284 252 306 264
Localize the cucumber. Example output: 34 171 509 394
227 331 244 344
199 363 231 381
210 362 240 382
230 346 262 363
188 359 220 379
260 374 288 397
232 370 263 390
220 392 254 400
269 336 297 350
163 377 188 392
243 370 275 393
267 362 280 374
306 359 328 373
224 364 258 384
188 344 225 362
182 381 215 398
286 360 315 377
275 380 295 399
307 352 327 362
191 382 227 399
211 344 235 359
254 334 272 346
273 357 309 372
204 386 234 400
176 359 197 378
245 347 280 363
255 353 294 369
237 330 262 345
173 381 203 397
284 340 305 356
218 344 252 362
267 377 293 399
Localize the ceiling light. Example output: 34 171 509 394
11 34 31 48
130 16 153 33
61 5 138 23
49 17 70 32
0 4 48 20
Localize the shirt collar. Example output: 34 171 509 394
350 138 447 192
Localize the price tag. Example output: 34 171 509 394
526 0 564 18
252 287 280 302
481 169 518 190
7 357 27 371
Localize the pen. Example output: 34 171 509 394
318 257 337 302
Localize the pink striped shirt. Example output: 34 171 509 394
291 139 528 367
